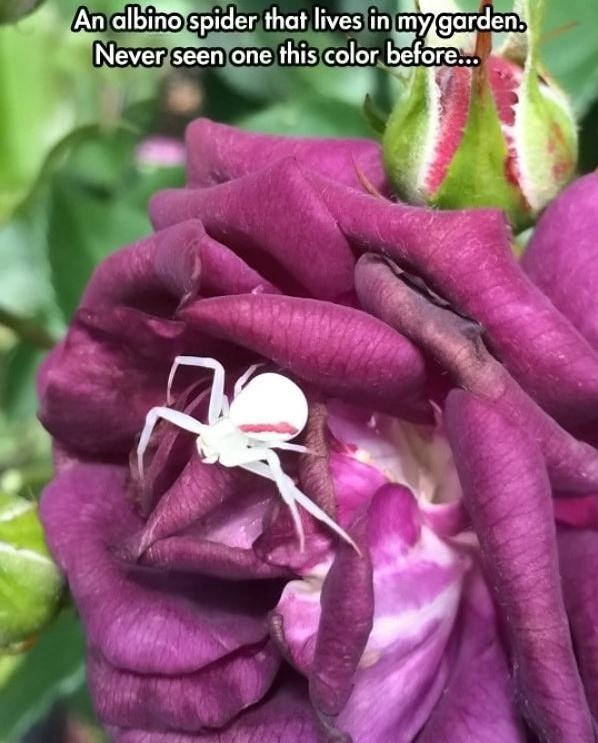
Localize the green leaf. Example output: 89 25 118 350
382 66 432 203
1 344 45 421
47 174 149 321
541 1 598 116
238 93 372 137
0 610 86 741
363 94 388 136
0 196 62 325
0 8 77 221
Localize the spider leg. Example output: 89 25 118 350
234 362 265 398
239 458 305 552
268 442 310 454
264 450 360 554
167 356 226 424
237 448 359 554
221 394 230 417
137 406 205 480
287 482 361 556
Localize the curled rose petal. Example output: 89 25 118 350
133 457 240 554
355 254 598 493
82 220 276 313
186 117 388 193
309 512 373 717
80 221 202 313
150 159 356 299
445 390 594 742
181 294 430 420
558 529 598 719
312 172 598 425
89 640 280 732
38 315 183 456
142 535 289 581
523 173 598 350
298 400 337 517
110 675 321 742
335 484 465 742
40 465 280 675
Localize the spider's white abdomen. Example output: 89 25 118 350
229 372 309 443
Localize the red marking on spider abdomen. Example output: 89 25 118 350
239 422 298 435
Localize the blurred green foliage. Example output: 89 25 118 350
0 0 596 739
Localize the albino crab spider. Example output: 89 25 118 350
137 356 358 552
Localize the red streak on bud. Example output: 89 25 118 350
239 422 298 435
549 122 574 182
488 57 519 126
426 67 472 195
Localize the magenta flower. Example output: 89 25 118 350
39 119 598 741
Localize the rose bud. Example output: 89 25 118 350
38 119 598 741
0 492 62 650
382 0 578 231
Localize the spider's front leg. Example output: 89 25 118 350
137 406 205 479
234 362 265 398
167 356 228 424
231 447 359 554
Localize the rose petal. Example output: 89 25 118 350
185 117 388 193
134 457 240 554
81 220 276 313
336 485 465 742
445 390 594 741
275 482 466 742
109 674 321 742
558 529 598 719
298 400 337 516
312 172 598 425
40 464 279 675
38 315 181 455
181 294 429 421
150 159 356 299
554 495 598 529
309 512 373 716
523 173 598 350
89 641 280 732
142 536 289 580
419 572 526 743
355 254 598 493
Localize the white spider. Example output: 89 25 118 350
137 356 358 552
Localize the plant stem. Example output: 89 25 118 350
0 306 56 350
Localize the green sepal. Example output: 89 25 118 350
383 66 433 203
362 94 388 138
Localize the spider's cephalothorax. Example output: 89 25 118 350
137 356 358 552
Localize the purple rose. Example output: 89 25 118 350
39 119 598 741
